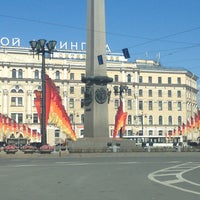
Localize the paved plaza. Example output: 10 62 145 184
0 152 199 200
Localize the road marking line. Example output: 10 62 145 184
148 162 200 195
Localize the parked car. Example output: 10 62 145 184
55 143 67 151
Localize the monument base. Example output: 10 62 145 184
67 137 137 153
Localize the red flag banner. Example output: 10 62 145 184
113 99 127 138
34 74 76 141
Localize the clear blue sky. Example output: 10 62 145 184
0 0 200 81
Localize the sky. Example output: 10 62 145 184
0 0 200 82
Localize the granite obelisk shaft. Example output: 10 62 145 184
83 0 110 137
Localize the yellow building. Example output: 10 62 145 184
0 46 199 145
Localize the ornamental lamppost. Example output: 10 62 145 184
113 84 128 138
113 84 128 98
29 39 57 145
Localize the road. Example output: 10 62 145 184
0 152 199 200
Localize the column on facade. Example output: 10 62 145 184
27 66 32 79
134 70 139 117
121 68 126 110
27 90 32 123
63 91 67 111
3 89 8 114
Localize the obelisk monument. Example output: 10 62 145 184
82 0 112 137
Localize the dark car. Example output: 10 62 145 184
55 144 67 151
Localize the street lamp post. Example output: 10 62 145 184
113 84 128 138
138 113 146 135
29 39 57 145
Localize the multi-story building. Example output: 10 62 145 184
0 46 199 145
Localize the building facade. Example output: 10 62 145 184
0 46 199 145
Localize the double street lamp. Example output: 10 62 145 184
29 39 57 145
113 84 128 98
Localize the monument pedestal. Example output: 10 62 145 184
67 137 136 153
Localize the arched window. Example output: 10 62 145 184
178 116 182 126
18 69 23 78
149 115 153 125
168 116 172 125
11 89 17 93
127 74 131 82
159 116 163 125
12 69 17 78
55 71 60 80
18 89 24 93
127 115 132 124
35 70 39 79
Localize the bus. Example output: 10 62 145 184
122 135 182 147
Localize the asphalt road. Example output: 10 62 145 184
0 152 199 200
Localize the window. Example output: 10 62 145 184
127 115 132 124
11 113 23 123
33 113 38 123
35 70 39 79
70 73 74 80
18 97 23 106
158 77 162 84
81 87 84 94
177 91 181 98
114 99 119 109
69 114 73 122
158 130 163 136
158 90 162 97
139 89 143 97
148 90 153 97
81 99 84 108
168 116 172 125
149 130 153 136
11 97 23 106
56 86 60 93
11 89 17 93
168 77 171 84
18 69 23 78
178 116 182 126
12 69 17 78
18 89 24 93
55 71 60 80
80 73 84 79
11 113 16 121
148 101 153 110
11 97 16 106
69 98 74 108
159 116 163 125
139 76 143 83
158 101 162 110
127 89 132 96
128 130 133 136
81 114 84 124
168 90 172 97
70 86 74 94
55 129 60 137
149 115 153 125
127 74 131 82
168 101 172 110
127 100 132 110
148 76 152 83
114 75 119 82
139 101 143 110
177 102 182 111
177 77 181 84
